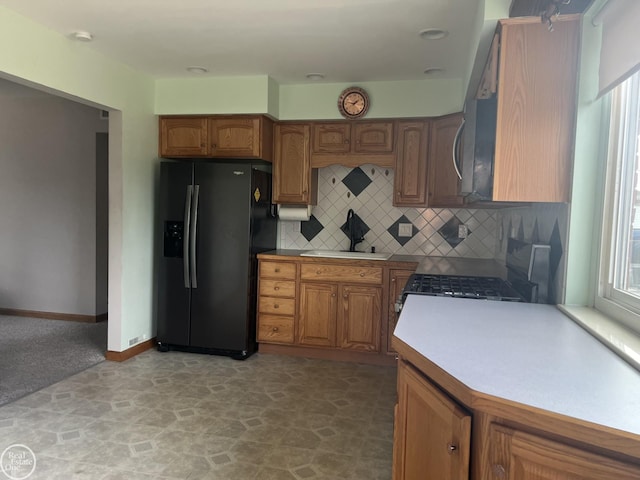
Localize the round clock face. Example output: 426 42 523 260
338 87 370 119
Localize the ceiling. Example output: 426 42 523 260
0 0 482 84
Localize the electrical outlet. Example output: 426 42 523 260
398 223 413 237
458 224 468 239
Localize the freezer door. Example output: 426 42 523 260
157 161 193 346
189 163 253 351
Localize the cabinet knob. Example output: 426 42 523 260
211 143 217 149
331 293 336 298
492 464 506 478
274 286 280 291
303 190 308 194
446 443 457 454
200 143 205 147
391 278 396 282
275 268 280 273
274 304 279 309
316 270 321 275
359 272 365 277
344 139 350 144
272 326 279 332
343 293 348 298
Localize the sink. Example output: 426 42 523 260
300 250 393 261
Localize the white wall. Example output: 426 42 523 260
0 83 107 315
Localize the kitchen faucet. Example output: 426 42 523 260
346 209 365 252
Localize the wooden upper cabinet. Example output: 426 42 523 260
394 360 471 480
159 115 273 160
310 121 395 168
491 16 580 203
273 124 317 205
394 121 430 207
312 123 351 154
490 424 640 480
159 117 209 157
353 122 394 153
428 113 465 207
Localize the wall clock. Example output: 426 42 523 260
338 87 370 119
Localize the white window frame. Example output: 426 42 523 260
596 71 640 334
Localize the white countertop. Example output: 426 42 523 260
395 295 640 436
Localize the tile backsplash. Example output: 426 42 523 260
278 164 499 258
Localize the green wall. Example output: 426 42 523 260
0 6 157 352
564 7 608 305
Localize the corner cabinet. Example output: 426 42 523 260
273 123 318 205
393 121 430 207
484 16 580 203
393 360 471 480
159 115 273 161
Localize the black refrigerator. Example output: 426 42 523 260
157 160 277 359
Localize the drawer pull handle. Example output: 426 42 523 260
360 272 365 277
274 287 280 291
316 270 321 275
447 443 457 454
274 304 279 309
272 327 279 332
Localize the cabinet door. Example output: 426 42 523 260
490 424 640 480
493 18 579 202
273 124 314 204
353 122 394 153
298 282 337 347
394 360 471 480
159 117 208 157
312 123 351 154
209 117 260 158
387 269 414 354
428 113 465 207
394 121 430 207
339 285 382 352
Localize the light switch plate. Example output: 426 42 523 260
398 223 413 237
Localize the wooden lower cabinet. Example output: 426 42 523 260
394 360 471 480
489 425 640 480
298 282 338 347
298 282 382 352
339 285 382 352
392 355 640 480
387 268 414 354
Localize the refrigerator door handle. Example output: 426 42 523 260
183 185 193 288
190 184 200 288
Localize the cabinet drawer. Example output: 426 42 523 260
257 315 294 344
258 296 295 316
259 261 297 280
300 264 383 284
259 279 296 298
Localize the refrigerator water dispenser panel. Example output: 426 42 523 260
163 221 184 258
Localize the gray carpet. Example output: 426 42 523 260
0 315 107 406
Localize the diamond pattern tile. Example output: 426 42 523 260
280 164 498 258
342 167 373 197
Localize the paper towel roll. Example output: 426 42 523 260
278 205 312 221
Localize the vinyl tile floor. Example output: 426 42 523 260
0 350 397 480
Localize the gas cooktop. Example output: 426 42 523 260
402 274 525 302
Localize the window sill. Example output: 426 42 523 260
558 304 640 372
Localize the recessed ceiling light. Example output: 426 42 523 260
419 28 449 40
186 66 209 74
423 68 445 75
305 73 325 81
72 31 93 42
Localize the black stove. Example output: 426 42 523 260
402 274 525 302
